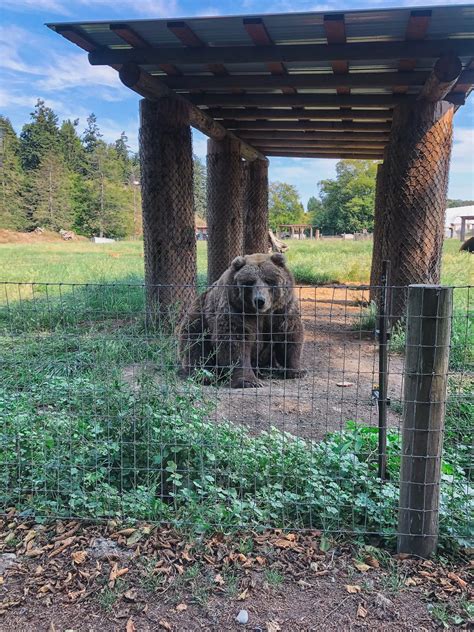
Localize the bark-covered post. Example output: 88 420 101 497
398 284 452 557
207 136 244 284
139 97 196 324
244 158 269 254
383 100 454 319
369 162 387 303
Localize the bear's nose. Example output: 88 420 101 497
255 297 266 309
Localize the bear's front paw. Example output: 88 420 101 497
284 368 307 379
231 376 263 389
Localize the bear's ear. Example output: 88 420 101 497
270 253 286 267
231 256 246 271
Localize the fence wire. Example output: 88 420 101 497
0 281 472 547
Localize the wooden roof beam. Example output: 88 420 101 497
110 24 180 76
224 120 392 132
118 63 266 163
163 70 474 91
395 9 432 94
418 53 463 102
207 108 393 121
265 151 383 159
55 25 121 71
251 140 386 149
88 38 474 66
188 93 464 108
238 131 390 142
243 17 295 95
167 20 228 77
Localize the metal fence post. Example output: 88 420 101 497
397 284 452 557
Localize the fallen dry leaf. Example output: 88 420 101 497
256 556 266 566
274 539 294 549
159 620 172 631
404 577 417 587
357 604 368 618
115 528 136 537
447 572 467 590
176 603 187 612
238 587 249 600
125 617 136 632
364 555 380 569
353 560 371 573
266 622 281 632
71 550 87 565
48 623 56 632
214 573 225 585
123 589 138 602
346 584 361 594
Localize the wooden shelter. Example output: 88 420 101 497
47 5 474 315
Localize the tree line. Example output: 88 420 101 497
0 99 207 238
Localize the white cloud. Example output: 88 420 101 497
36 52 122 92
0 26 45 75
451 127 474 175
1 0 179 17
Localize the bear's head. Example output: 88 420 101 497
228 253 294 314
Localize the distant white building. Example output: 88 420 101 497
91 236 115 243
444 206 474 239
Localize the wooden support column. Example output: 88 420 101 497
207 136 244 284
244 159 269 254
382 100 454 319
369 162 387 303
460 217 466 242
140 97 196 322
398 284 452 558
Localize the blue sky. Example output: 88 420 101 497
1 0 473 207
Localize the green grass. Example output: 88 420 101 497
0 238 469 287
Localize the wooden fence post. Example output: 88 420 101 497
397 284 452 557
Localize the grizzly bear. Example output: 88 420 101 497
178 253 305 388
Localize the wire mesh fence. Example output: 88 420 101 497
0 279 472 549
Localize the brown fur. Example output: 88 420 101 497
178 253 305 388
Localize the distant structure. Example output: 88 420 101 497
195 215 208 240
279 224 319 239
445 206 474 240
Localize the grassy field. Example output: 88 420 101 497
0 237 471 287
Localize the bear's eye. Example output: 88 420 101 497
265 278 277 286
241 279 255 286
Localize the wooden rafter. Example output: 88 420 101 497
238 131 390 141
264 150 383 159
163 70 474 91
88 38 474 67
187 93 464 108
167 20 228 77
207 108 393 122
118 63 266 162
244 17 295 95
110 24 180 76
395 9 432 94
224 120 392 132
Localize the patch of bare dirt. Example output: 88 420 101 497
0 229 87 244
1 518 471 631
124 286 405 440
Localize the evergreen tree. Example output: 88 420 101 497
114 132 129 162
30 151 74 230
307 195 324 227
82 113 102 154
59 119 86 174
268 181 305 230
193 155 207 219
0 117 27 230
20 99 60 170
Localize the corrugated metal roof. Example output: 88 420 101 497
47 4 474 159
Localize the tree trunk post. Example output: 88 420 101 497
397 284 452 558
460 217 466 242
139 97 196 324
315 229 320 240
244 159 269 254
382 100 454 320
369 162 387 303
207 136 244 284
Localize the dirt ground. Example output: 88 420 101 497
1 518 471 631
124 286 404 441
0 229 87 244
